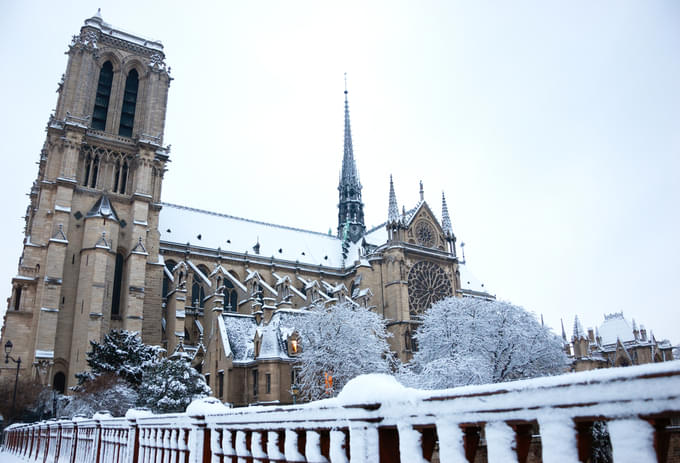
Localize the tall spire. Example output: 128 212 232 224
337 74 366 243
441 191 453 237
388 175 399 224
341 73 359 184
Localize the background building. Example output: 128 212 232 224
565 312 674 372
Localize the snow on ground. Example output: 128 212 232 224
0 448 28 462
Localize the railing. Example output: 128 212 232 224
4 361 680 463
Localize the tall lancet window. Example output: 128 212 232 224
119 69 139 137
112 160 129 194
92 61 113 130
111 252 124 317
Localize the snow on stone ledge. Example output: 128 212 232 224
125 408 154 420
186 397 231 416
336 374 418 406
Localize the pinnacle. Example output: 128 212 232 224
441 191 453 237
388 175 399 224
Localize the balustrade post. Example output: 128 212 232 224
266 431 285 461
608 418 657 463
125 417 139 463
396 424 427 463
329 430 349 463
348 425 379 463
434 421 467 463
251 431 268 462
284 429 306 462
94 419 102 463
537 417 579 463
485 421 517 463
188 414 210 463
304 430 329 463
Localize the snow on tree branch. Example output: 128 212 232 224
294 302 395 401
401 297 567 389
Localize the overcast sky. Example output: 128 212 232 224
1 1 678 343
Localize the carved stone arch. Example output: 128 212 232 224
197 264 211 279
227 269 241 282
121 57 148 79
174 261 189 289
96 51 123 73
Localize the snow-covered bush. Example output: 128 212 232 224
401 297 567 389
294 302 394 401
136 359 210 414
63 373 138 418
75 330 163 386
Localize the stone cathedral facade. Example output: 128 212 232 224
0 14 491 406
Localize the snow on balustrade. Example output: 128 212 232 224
3 360 680 462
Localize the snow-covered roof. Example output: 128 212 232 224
363 223 388 246
221 310 307 364
222 314 256 362
458 264 491 295
159 203 347 268
83 12 164 52
599 313 635 345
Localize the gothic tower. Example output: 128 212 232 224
0 12 171 391
337 82 366 243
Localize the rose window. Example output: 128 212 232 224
408 261 452 315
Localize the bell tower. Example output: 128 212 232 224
0 11 172 390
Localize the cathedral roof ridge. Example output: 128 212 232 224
365 205 419 235
161 202 340 240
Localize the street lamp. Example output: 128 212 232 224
4 340 21 421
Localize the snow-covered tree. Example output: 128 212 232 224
401 297 567 389
63 373 138 418
294 302 394 401
76 330 163 386
136 359 210 413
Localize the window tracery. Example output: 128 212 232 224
407 261 452 315
415 220 436 248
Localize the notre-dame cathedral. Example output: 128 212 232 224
0 13 491 406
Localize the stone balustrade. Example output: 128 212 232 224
3 361 680 462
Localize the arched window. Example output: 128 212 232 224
224 279 238 312
118 69 139 137
13 286 22 311
53 372 66 394
111 252 124 316
83 154 92 186
92 61 113 130
192 280 205 308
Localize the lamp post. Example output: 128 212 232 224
4 340 21 420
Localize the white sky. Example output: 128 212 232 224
1 1 678 344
